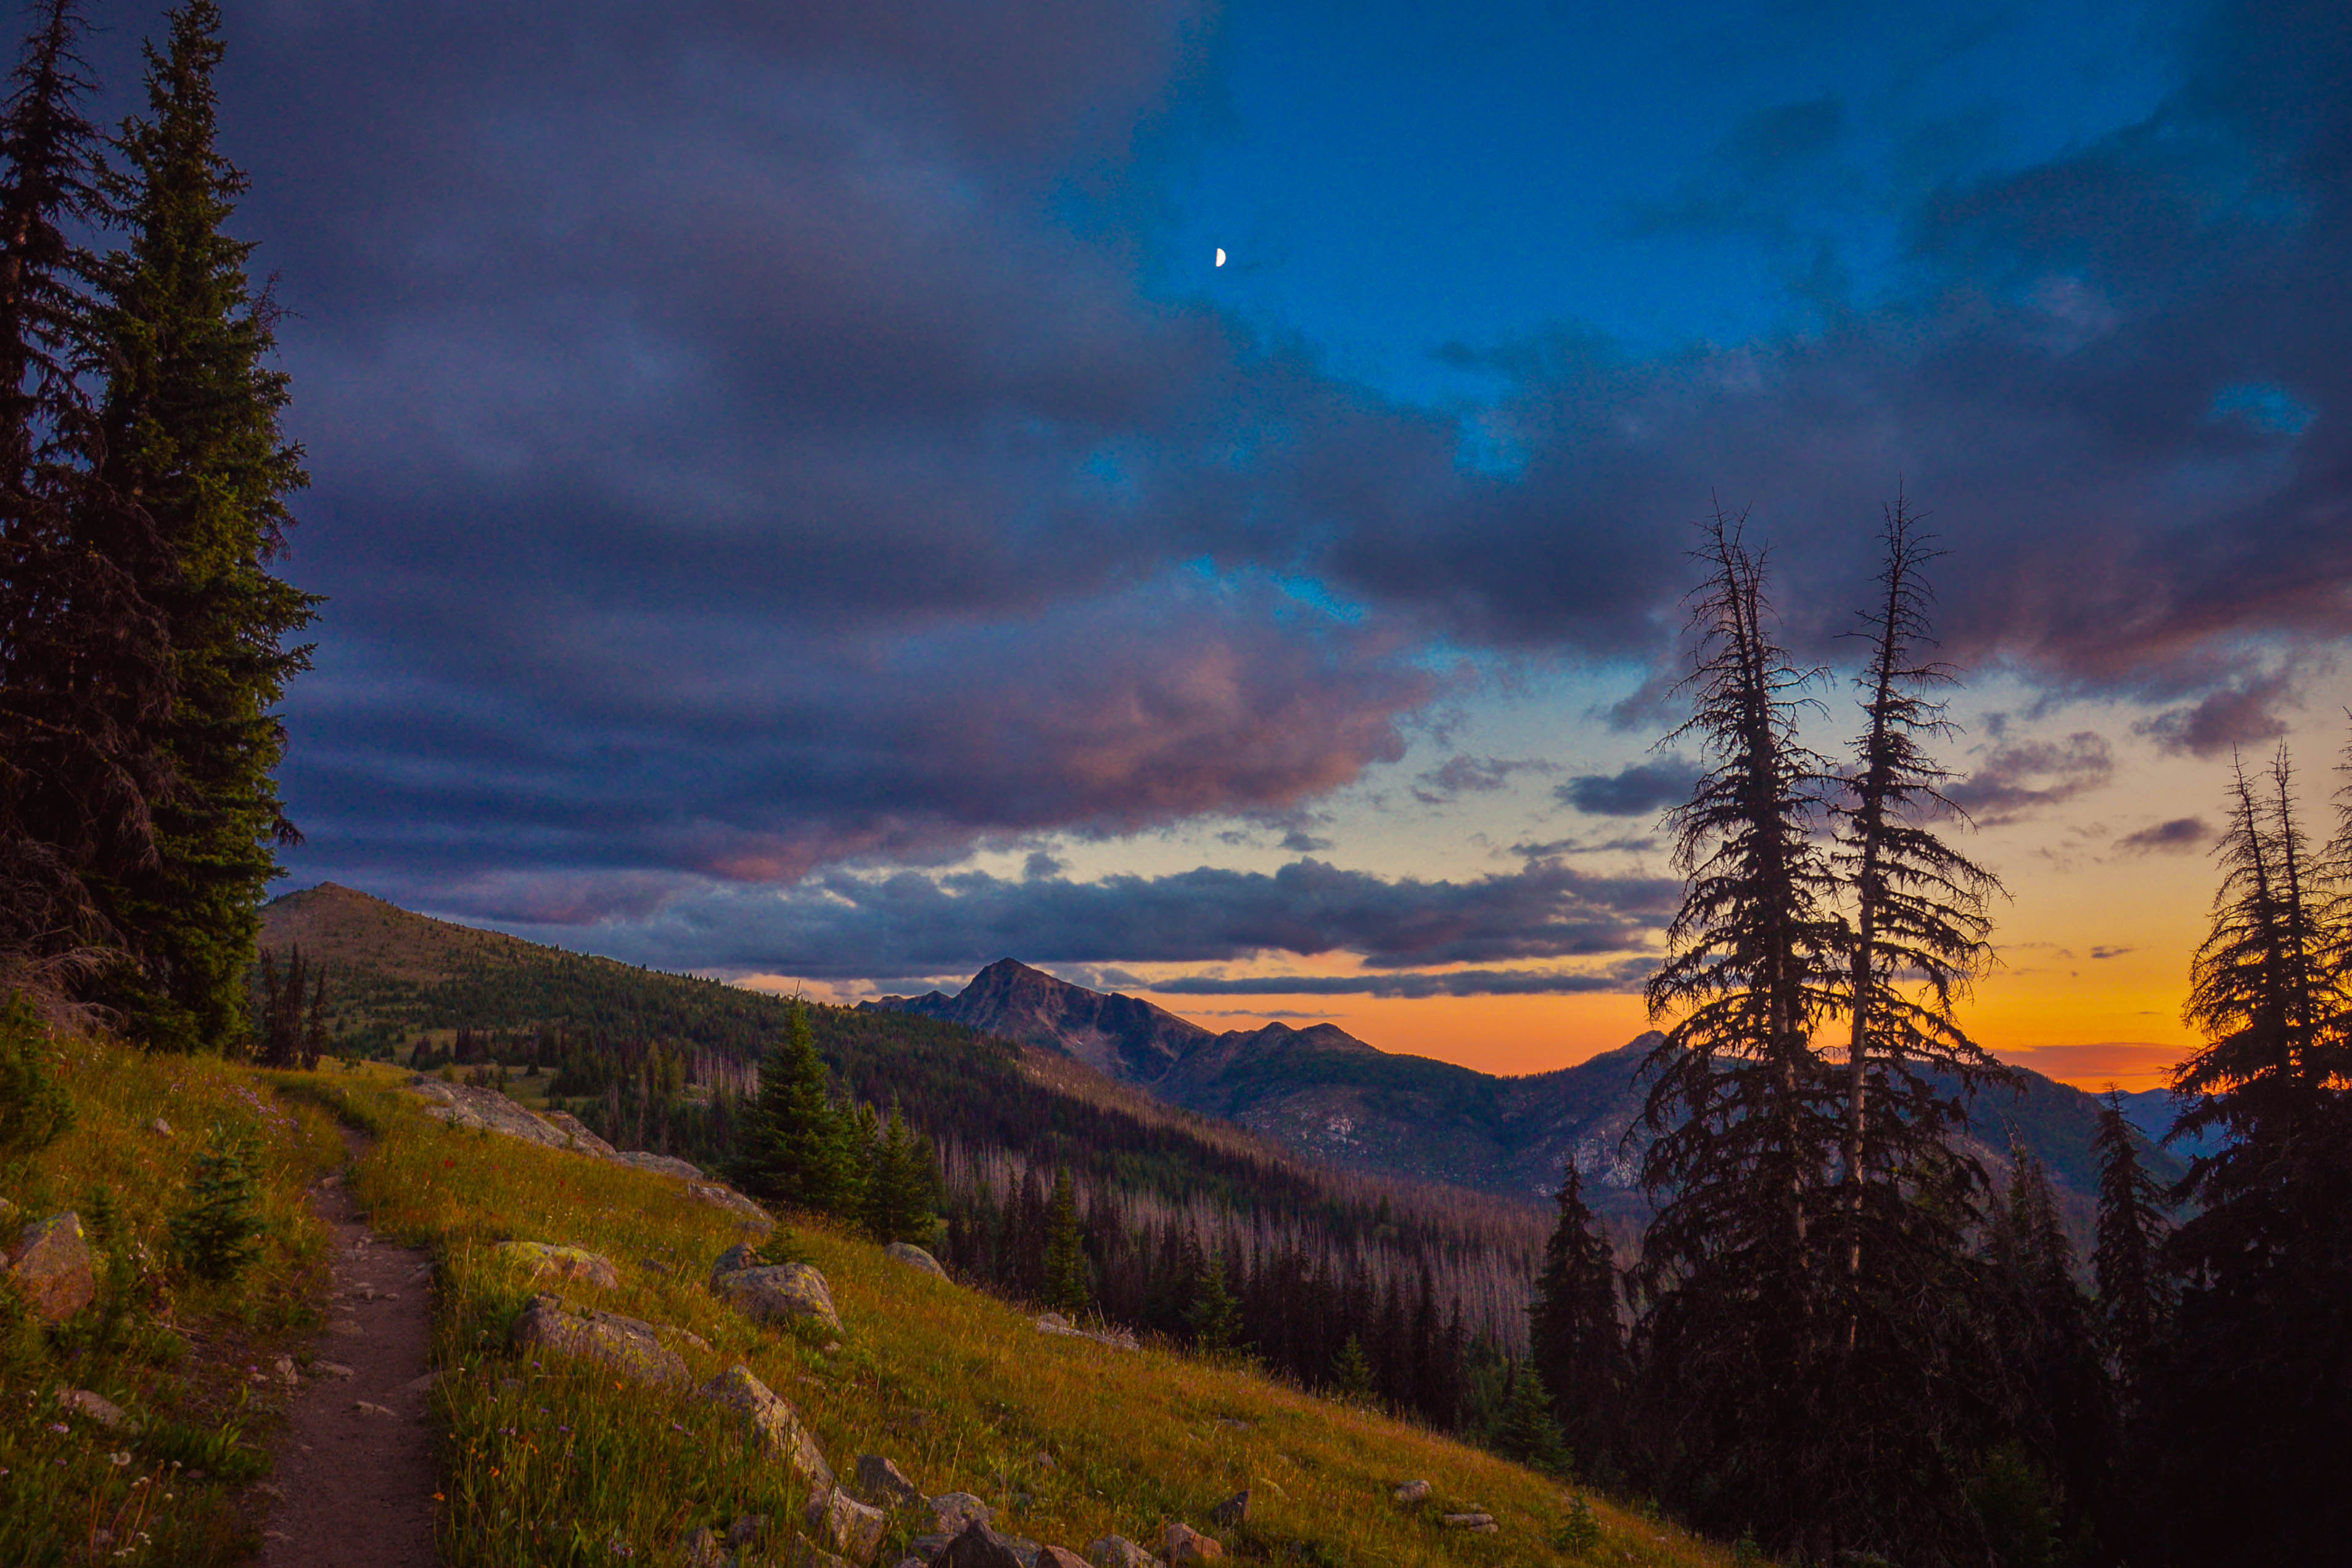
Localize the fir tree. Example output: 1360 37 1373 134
860 1104 939 1246
169 1126 262 1281
1983 1143 2109 1547
1330 1332 1376 1406
1186 1252 1241 1353
82 0 315 1051
2089 1091 2169 1383
1527 1163 1624 1476
1040 1165 1089 1314
1491 1360 1572 1476
734 999 847 1213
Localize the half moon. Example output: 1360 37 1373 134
1214 247 1227 267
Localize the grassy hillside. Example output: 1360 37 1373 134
335 1067 1725 1567
0 1016 348 1566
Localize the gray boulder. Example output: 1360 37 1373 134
1036 1550 1090 1568
699 1364 833 1486
1208 1491 1248 1529
884 1242 948 1279
936 1522 1027 1568
857 1453 925 1506
711 1258 841 1333
807 1484 890 1565
928 1492 992 1533
1439 1513 1498 1533
616 1150 704 1180
493 1241 622 1289
510 1294 688 1388
1083 1538 1161 1568
539 1109 619 1157
1161 1525 1223 1565
1391 1479 1431 1505
59 1389 125 1427
6 1212 93 1324
689 1181 776 1232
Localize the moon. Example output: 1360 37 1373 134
1214 247 1227 267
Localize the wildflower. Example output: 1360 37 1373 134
109 1451 131 1466
47 1422 68 1434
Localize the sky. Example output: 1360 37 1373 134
95 0 2352 1088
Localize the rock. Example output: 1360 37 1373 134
1037 1550 1090 1568
662 1324 713 1352
1083 1541 1161 1568
911 1536 953 1562
728 1515 771 1549
1439 1513 1497 1533
1161 1525 1223 1566
936 1521 1029 1568
493 1241 622 1289
1209 1491 1248 1529
712 1242 760 1277
313 1360 356 1379
59 1389 125 1427
6 1212 94 1323
616 1149 705 1180
884 1242 948 1279
689 1181 777 1232
539 1109 619 1157
273 1356 300 1386
712 1260 841 1334
807 1484 890 1565
677 1526 730 1567
511 1294 689 1388
1030 1312 1138 1352
149 1117 173 1137
929 1493 992 1533
355 1400 397 1417
796 1550 852 1568
857 1453 925 1506
1391 1480 1431 1506
406 1078 582 1149
700 1364 834 1486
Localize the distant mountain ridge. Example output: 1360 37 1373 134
868 959 2186 1217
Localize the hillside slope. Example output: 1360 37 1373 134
874 961 2187 1215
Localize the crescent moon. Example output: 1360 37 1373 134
1215 247 1227 267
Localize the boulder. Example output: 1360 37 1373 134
911 1537 953 1562
493 1241 622 1290
510 1294 688 1388
700 1364 833 1486
857 1453 925 1506
689 1181 777 1232
807 1484 890 1566
712 1242 760 1277
884 1242 948 1279
1037 1550 1090 1568
59 1389 125 1427
6 1212 94 1323
1391 1480 1430 1505
1161 1525 1223 1566
1208 1492 1248 1529
406 1078 580 1149
540 1110 619 1157
929 1493 992 1533
1439 1513 1497 1533
1083 1540 1161 1568
676 1526 729 1567
149 1117 173 1137
712 1260 841 1334
1032 1312 1138 1352
616 1149 704 1180
936 1521 1028 1568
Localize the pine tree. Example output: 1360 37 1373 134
734 999 847 1213
0 0 175 983
2089 1092 2169 1383
1491 1360 1572 1476
81 0 315 1051
1186 1253 1241 1353
1040 1165 1089 1315
1527 1163 1624 1476
1329 1332 1376 1406
860 1105 939 1246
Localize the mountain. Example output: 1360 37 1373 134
871 959 2187 1216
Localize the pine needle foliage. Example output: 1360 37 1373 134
168 1125 263 1281
1491 1360 1572 1477
858 1104 942 1247
82 0 316 1052
2089 1092 2169 1383
1526 1164 1624 1479
735 999 852 1213
1040 1165 1090 1314
0 988 70 1170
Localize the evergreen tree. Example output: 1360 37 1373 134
1040 1165 1089 1314
1186 1252 1241 1353
81 0 315 1051
0 0 175 982
2089 1091 2169 1383
1526 1163 1624 1476
734 999 847 1213
1491 1360 1572 1476
1330 1332 1376 1406
860 1104 939 1246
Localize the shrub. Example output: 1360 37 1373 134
0 992 72 1174
1555 1495 1603 1555
170 1131 266 1283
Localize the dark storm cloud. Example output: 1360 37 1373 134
212 0 2352 916
499 858 1679 980
1947 733 2116 824
2115 816 2211 853
1145 961 1657 999
1557 757 1701 818
1410 754 1556 805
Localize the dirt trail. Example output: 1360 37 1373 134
257 1128 439 1566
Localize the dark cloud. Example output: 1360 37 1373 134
2091 945 2136 959
487 857 1677 981
1557 757 1701 818
203 0 2352 917
1411 754 1557 805
2115 816 2210 854
1947 733 2115 825
1145 961 1656 999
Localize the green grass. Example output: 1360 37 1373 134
0 1028 347 1566
348 1075 1733 1568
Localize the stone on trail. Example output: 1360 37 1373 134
1391 1479 1431 1505
59 1389 125 1427
494 1240 622 1289
884 1242 948 1279
936 1521 1029 1568
1439 1512 1498 1533
6 1212 94 1323
1209 1490 1249 1528
1161 1524 1223 1566
701 1364 834 1486
929 1492 992 1533
1083 1538 1162 1568
710 1256 842 1333
857 1453 925 1506
511 1294 689 1388
807 1483 891 1566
